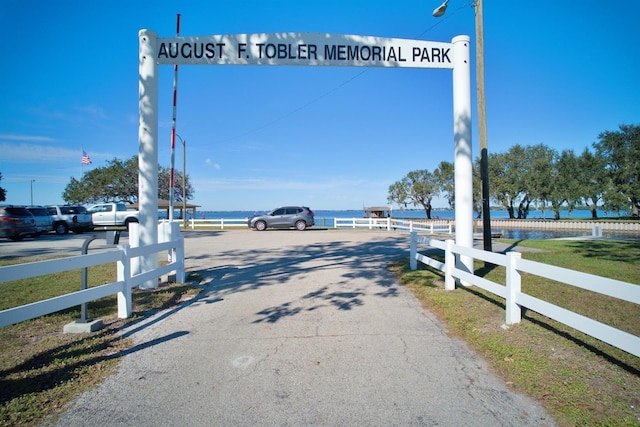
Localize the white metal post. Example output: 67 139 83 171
175 235 185 284
444 239 455 290
410 232 417 270
451 35 474 283
117 244 132 318
506 251 522 324
138 30 159 289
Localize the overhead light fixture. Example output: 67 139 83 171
432 0 450 17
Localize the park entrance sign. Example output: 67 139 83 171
138 30 473 287
154 33 454 69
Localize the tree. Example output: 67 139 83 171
546 149 582 220
387 169 439 219
489 145 528 219
433 161 454 208
593 124 640 216
577 148 607 219
63 155 194 205
0 173 6 202
525 144 557 219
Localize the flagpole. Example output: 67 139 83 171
169 13 181 222
81 145 84 178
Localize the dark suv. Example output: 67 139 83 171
0 205 38 241
249 206 315 231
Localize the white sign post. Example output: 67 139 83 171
138 31 474 287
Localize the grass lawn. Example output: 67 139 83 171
391 238 640 427
0 258 202 426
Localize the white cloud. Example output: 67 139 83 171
0 133 55 143
75 104 107 120
205 159 221 169
0 142 82 162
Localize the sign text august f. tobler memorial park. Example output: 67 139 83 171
154 33 453 68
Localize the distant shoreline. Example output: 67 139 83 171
192 208 635 222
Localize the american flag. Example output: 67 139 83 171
82 150 92 165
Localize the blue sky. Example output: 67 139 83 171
1 1 638 211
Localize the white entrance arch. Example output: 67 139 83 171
138 30 473 288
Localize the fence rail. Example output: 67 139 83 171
335 217 453 234
409 232 640 357
182 217 453 233
188 218 248 229
0 229 184 328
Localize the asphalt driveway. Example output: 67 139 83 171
48 229 554 426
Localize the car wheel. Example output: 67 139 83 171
54 222 69 235
255 220 267 231
9 235 24 241
295 220 307 231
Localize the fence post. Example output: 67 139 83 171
175 236 185 283
445 239 455 290
128 222 141 276
170 221 181 271
505 251 522 324
410 232 417 270
117 244 133 319
387 217 391 231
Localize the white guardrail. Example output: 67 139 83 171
409 232 640 357
334 217 453 233
188 218 248 229
0 223 184 328
185 217 453 233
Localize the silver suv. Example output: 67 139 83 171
249 206 315 231
26 206 53 235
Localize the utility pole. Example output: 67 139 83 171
475 0 492 252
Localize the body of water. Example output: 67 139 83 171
194 208 621 221
184 208 638 240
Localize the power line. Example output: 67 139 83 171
214 9 465 144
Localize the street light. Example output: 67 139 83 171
432 0 449 17
30 179 35 205
433 0 492 252
175 133 187 228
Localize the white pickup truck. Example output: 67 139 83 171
87 202 139 228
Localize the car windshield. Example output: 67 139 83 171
60 206 87 214
28 208 48 216
5 208 33 217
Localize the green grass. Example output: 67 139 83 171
0 258 202 426
391 239 640 426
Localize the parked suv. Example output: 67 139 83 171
248 206 315 231
26 206 53 235
46 205 93 235
0 205 37 241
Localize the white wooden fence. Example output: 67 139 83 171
335 217 453 234
183 217 453 233
187 218 248 229
409 232 640 357
0 233 184 328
